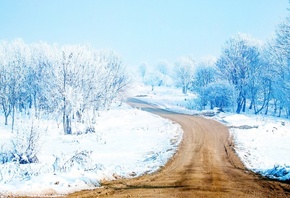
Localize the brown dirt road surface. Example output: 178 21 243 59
69 98 290 198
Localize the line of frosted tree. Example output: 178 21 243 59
0 39 127 134
141 12 290 117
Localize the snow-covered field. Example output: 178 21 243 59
0 102 182 196
132 84 290 181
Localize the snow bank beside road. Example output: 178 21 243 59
219 113 290 181
0 103 183 196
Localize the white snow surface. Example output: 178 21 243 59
220 114 290 181
0 102 183 196
132 85 290 181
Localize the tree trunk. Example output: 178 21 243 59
278 107 282 117
236 93 243 114
2 103 11 126
264 90 271 115
33 92 38 118
242 97 246 112
249 94 255 110
236 103 242 114
12 105 15 132
265 100 269 115
66 115 72 134
249 100 253 110
4 115 8 126
63 112 72 135
210 101 214 110
182 86 187 94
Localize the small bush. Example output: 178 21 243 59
0 120 43 165
53 150 93 173
85 126 95 134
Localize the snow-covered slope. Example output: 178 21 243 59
0 103 182 196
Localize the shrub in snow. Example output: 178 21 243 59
0 157 42 182
259 165 290 181
53 150 93 173
186 98 202 110
75 126 96 135
186 97 207 111
186 81 233 111
204 82 233 111
12 121 43 164
0 121 43 165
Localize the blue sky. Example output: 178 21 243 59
0 0 288 67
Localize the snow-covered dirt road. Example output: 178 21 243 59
69 98 290 197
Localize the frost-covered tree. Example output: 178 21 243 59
144 71 163 91
0 40 128 134
141 60 173 89
57 48 74 134
157 60 170 76
247 46 275 115
26 42 56 116
49 46 128 134
138 62 148 79
263 15 290 117
204 82 233 111
96 51 128 110
216 33 262 113
0 42 12 126
155 60 174 87
191 57 217 109
0 40 30 130
174 56 195 94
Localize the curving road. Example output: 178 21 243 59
69 98 290 197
